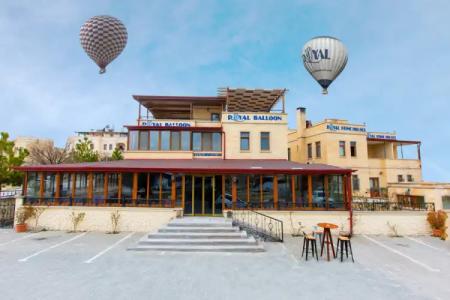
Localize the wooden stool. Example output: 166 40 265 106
336 236 354 262
301 233 319 261
313 230 323 244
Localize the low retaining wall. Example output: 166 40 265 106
15 198 181 233
237 210 433 236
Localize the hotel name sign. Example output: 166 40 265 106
140 120 193 127
326 124 366 133
223 113 286 123
367 133 397 140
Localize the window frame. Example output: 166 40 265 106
315 141 321 158
240 132 250 151
260 132 270 151
350 141 357 157
339 141 346 157
307 143 312 159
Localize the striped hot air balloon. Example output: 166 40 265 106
301 36 348 94
80 15 128 74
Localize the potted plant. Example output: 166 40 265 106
427 210 448 240
15 206 33 233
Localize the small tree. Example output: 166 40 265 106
70 211 86 232
111 147 124 160
110 210 121 234
72 137 99 163
0 132 28 192
28 141 72 165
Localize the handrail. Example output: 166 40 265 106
231 210 284 242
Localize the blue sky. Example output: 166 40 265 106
1 0 449 181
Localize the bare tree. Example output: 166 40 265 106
27 141 73 165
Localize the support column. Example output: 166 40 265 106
132 172 138 206
39 172 44 205
308 175 313 208
23 172 28 198
273 175 278 209
87 173 93 205
71 173 76 200
55 173 61 205
182 175 186 209
232 176 237 209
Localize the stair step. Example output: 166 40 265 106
167 222 232 228
148 232 247 239
159 226 239 233
128 244 265 252
138 237 257 246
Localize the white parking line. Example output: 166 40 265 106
0 233 39 246
362 235 440 273
405 236 450 255
84 232 135 264
18 232 87 262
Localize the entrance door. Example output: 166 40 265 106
369 177 380 197
184 175 222 216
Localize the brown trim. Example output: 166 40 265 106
23 172 28 197
71 173 76 199
232 177 237 209
171 175 176 207
291 175 295 208
367 138 420 145
39 172 44 204
55 173 61 204
87 173 93 204
273 175 278 209
132 172 138 205
307 175 312 208
125 126 222 132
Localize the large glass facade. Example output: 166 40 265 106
150 131 159 150
129 131 139 150
24 171 348 211
181 131 190 151
139 131 149 150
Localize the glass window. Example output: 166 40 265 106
161 173 172 207
211 113 220 121
137 173 148 203
312 175 325 208
294 175 308 207
43 173 56 198
121 173 133 201
262 176 274 208
407 174 413 182
212 132 222 152
350 141 357 157
240 132 250 151
175 175 183 207
161 131 170 151
181 131 191 151
442 196 450 210
107 173 119 200
278 175 292 209
261 132 270 151
202 132 212 151
129 131 139 151
149 173 160 205
249 175 261 208
236 175 247 208
150 131 159 150
352 175 360 191
109 144 113 150
193 132 202 151
60 173 72 199
398 175 404 182
315 141 321 158
307 143 312 159
139 131 149 150
74 173 88 199
103 144 107 150
328 175 344 208
339 141 346 157
93 173 104 204
171 131 181 151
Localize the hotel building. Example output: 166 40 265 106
17 88 353 217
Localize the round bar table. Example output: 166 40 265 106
317 223 338 261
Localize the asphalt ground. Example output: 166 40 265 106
0 229 449 300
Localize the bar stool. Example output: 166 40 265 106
335 236 354 262
313 226 323 244
301 232 319 261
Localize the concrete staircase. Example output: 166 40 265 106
129 217 264 252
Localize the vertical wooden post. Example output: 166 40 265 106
118 173 122 205
104 173 108 205
71 173 76 200
291 175 296 208
273 175 278 209
39 172 44 205
87 173 93 205
171 175 176 208
132 172 138 206
182 175 186 209
308 175 313 208
231 177 237 209
55 173 61 205
324 175 329 210
23 172 28 197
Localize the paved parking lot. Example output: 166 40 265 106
0 229 449 300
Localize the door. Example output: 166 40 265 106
369 177 380 197
184 175 221 216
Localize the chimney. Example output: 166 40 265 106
296 107 307 136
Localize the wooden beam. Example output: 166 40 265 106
71 173 76 200
23 172 28 197
55 173 61 205
39 172 44 205
232 177 237 209
308 175 313 208
273 175 278 209
87 173 93 205
132 172 138 206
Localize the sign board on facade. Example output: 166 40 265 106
140 120 193 127
326 124 366 133
223 113 285 123
367 133 397 140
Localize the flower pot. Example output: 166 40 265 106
15 223 27 233
432 229 443 237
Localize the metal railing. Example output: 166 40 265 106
231 210 284 242
0 198 15 228
352 199 435 211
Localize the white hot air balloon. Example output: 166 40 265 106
301 36 348 94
